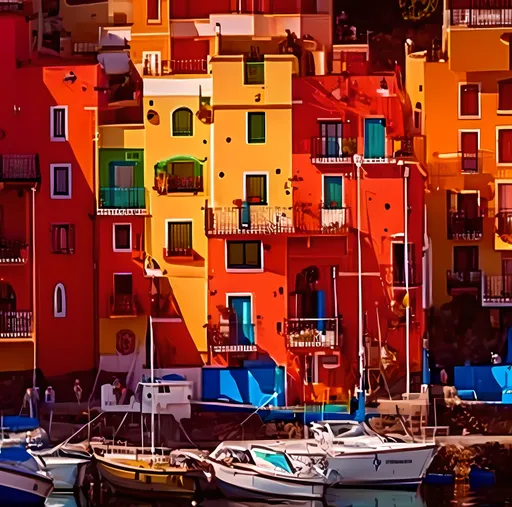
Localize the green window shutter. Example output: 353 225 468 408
248 113 265 144
172 108 193 136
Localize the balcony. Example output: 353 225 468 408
155 175 203 195
451 6 512 26
496 209 512 238
109 294 139 317
0 0 24 12
205 205 295 235
447 211 484 240
0 311 32 338
98 187 147 216
482 274 512 306
0 154 40 185
0 240 28 264
207 322 257 356
285 318 342 350
447 270 482 295
143 59 208 77
310 137 356 165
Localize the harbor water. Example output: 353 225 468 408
46 486 512 507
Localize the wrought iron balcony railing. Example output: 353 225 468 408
447 270 482 293
0 154 40 182
0 240 28 263
99 187 146 210
109 294 138 317
285 317 342 349
0 311 32 338
447 211 484 240
482 274 512 306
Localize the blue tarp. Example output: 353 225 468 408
454 366 502 401
1 416 39 432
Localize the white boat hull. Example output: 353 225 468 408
211 462 325 500
0 463 54 505
43 457 89 491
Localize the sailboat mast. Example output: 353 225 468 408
150 315 155 454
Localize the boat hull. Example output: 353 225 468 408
211 463 325 500
96 457 197 498
0 465 54 505
325 445 437 488
43 457 89 491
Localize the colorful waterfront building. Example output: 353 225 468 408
406 0 512 369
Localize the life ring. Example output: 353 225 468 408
116 329 135 355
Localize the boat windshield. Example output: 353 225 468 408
253 449 293 474
329 423 366 438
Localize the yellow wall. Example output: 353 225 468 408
406 52 507 307
143 92 211 351
211 55 294 209
99 125 145 149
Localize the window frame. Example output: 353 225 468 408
147 0 161 23
165 219 193 257
452 245 479 273
225 240 264 272
50 224 75 254
226 292 256 344
458 83 481 120
496 126 512 166
113 223 132 253
322 174 345 208
50 106 69 142
247 112 266 144
142 51 161 76
50 163 72 199
53 283 67 318
243 172 269 205
458 129 480 174
498 79 512 114
171 107 194 137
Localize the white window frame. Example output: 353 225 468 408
243 171 269 205
113 223 132 253
165 218 193 254
142 51 162 76
54 283 67 318
321 174 345 207
495 178 512 212
225 240 264 273
147 0 161 23
496 126 512 166
225 292 256 343
50 106 69 142
458 129 480 174
458 82 481 120
50 163 72 199
246 111 267 145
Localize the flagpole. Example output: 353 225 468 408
150 314 155 455
354 155 364 393
403 164 410 395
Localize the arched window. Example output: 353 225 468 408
54 283 66 318
172 108 193 137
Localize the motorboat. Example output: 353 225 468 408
92 442 209 498
266 421 436 488
0 446 54 505
30 446 90 492
182 441 339 500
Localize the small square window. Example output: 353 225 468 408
244 61 264 85
247 112 266 144
226 240 262 270
50 106 68 142
459 84 480 118
51 224 75 254
50 164 72 199
113 224 132 252
245 174 268 205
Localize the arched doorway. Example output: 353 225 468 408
0 283 16 311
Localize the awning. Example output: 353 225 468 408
97 52 131 75
99 316 147 355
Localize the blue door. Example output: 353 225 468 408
323 176 343 208
228 296 254 345
364 118 386 159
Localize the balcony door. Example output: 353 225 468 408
448 191 479 218
392 243 415 285
114 273 133 314
319 122 342 157
323 176 343 208
0 282 15 311
364 118 386 159
453 246 479 274
228 295 254 345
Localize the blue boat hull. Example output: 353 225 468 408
0 484 46 505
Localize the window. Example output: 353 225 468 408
319 122 343 157
226 241 262 270
460 131 479 173
498 183 512 211
113 224 132 252
447 191 482 240
247 112 266 144
245 174 268 205
499 79 512 113
392 243 415 286
147 0 160 22
50 164 72 199
54 283 66 318
498 128 512 164
227 295 254 345
172 108 193 136
323 176 343 208
459 84 480 118
50 106 68 141
244 61 264 85
364 118 386 158
166 161 203 192
166 221 192 257
113 273 134 315
51 224 75 254
143 51 161 76
453 246 479 273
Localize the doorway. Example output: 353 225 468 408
227 295 254 345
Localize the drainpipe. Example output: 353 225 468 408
353 155 364 393
31 187 36 388
214 23 222 56
403 164 410 395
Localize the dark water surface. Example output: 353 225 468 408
46 486 512 507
